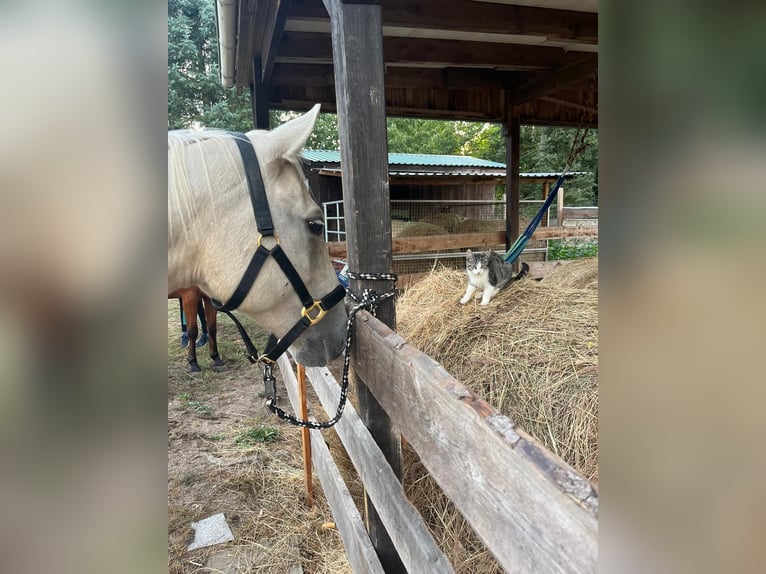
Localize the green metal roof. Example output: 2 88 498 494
301 150 506 168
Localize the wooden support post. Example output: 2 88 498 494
504 92 521 272
327 1 404 572
557 186 565 226
297 364 314 507
250 56 269 130
541 181 551 227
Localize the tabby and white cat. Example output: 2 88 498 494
459 249 529 306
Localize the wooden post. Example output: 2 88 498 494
297 364 314 507
541 181 551 227
504 92 521 272
557 186 565 226
250 56 269 129
327 1 404 572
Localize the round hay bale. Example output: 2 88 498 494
390 219 409 238
396 221 448 237
455 219 506 233
419 213 461 233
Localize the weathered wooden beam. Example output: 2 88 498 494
351 313 598 572
278 31 584 69
306 366 454 573
261 0 294 82
562 206 599 220
235 0 261 89
326 227 598 258
505 99 521 270
270 63 523 89
513 54 598 104
539 95 598 115
290 0 598 44
250 56 269 129
278 356 385 574
326 0 403 570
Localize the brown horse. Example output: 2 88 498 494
168 286 224 372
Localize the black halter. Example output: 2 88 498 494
211 133 346 366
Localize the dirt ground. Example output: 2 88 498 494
167 300 353 574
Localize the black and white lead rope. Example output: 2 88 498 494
265 271 398 429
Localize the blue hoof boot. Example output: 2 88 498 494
181 333 189 348
196 333 209 348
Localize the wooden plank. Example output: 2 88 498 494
327 1 403 571
562 206 599 220
250 56 270 129
541 181 551 227
513 55 598 104
505 106 521 270
350 315 598 573
557 185 565 225
277 356 385 574
326 228 597 258
306 367 455 573
261 0 294 82
290 0 598 44
278 31 583 69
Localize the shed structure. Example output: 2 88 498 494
215 1 598 572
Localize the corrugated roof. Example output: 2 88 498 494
302 150 506 168
315 167 588 179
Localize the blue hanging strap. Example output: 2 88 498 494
503 173 566 263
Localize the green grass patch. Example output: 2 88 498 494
234 426 280 447
548 239 598 260
178 392 214 416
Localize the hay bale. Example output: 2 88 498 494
396 261 598 572
419 213 462 233
541 257 598 290
454 219 506 233
390 219 409 238
396 222 448 238
396 264 598 481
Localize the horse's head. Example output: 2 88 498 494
169 105 348 366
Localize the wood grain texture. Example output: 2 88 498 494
278 356 385 574
327 1 403 570
326 227 598 258
349 314 598 573
306 366 455 573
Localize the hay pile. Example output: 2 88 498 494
419 213 462 233
396 258 598 572
397 258 598 480
396 221 449 238
454 218 506 233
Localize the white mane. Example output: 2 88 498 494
167 127 306 246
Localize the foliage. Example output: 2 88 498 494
168 0 251 130
547 239 599 260
167 1 598 204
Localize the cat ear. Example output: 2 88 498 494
466 249 473 259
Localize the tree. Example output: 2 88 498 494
168 0 251 130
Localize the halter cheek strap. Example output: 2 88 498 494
210 132 346 364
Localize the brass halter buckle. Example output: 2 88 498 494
301 300 327 325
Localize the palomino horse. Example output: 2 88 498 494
168 105 347 367
168 286 224 372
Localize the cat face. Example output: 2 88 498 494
465 249 489 277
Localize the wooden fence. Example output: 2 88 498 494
277 309 598 573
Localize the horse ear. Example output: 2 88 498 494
269 103 321 160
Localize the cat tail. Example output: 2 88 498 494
510 261 530 282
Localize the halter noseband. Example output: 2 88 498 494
210 133 346 365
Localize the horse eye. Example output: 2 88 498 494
308 219 324 236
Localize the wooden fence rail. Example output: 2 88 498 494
277 310 598 572
327 227 598 259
